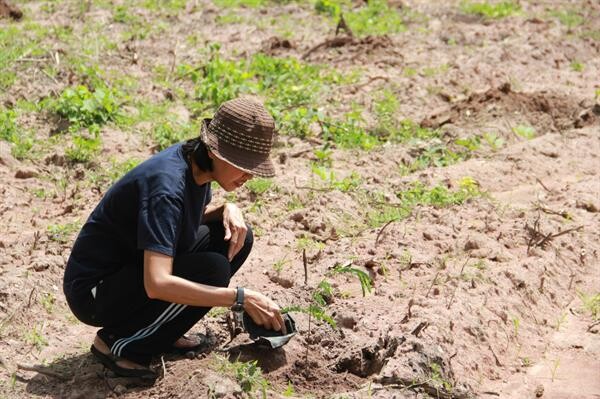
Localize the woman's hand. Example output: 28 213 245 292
222 203 247 261
243 289 287 334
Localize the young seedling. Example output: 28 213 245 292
331 264 373 297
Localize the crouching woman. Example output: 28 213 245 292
63 97 285 378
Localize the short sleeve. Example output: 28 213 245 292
137 194 183 257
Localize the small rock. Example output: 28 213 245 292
432 287 440 295
364 259 378 269
464 239 480 251
290 211 304 222
422 231 433 240
336 315 357 329
15 169 38 179
113 384 127 395
535 384 544 397
576 200 598 213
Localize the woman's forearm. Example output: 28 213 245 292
147 274 237 307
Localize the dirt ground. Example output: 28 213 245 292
1 0 599 398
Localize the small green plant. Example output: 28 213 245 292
429 362 453 392
512 316 520 338
40 293 55 314
455 136 481 152
482 132 505 151
273 256 290 274
152 119 195 151
314 0 342 16
47 222 80 243
246 178 273 195
313 279 334 306
54 85 120 129
550 358 560 382
343 0 407 37
282 381 295 397
0 107 17 142
25 325 48 350
206 307 229 318
570 60 584 72
550 9 584 29
332 264 372 297
66 131 102 164
460 1 521 19
222 358 269 398
578 291 600 320
311 164 362 192
512 124 536 140
555 311 567 331
313 145 333 167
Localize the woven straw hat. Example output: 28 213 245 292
201 97 276 178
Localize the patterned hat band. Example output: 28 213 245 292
210 119 273 154
199 97 277 177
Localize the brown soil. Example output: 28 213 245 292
0 0 22 20
1 1 599 398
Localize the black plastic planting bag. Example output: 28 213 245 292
242 312 297 349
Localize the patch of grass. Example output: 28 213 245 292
246 178 273 195
213 0 267 7
460 1 521 19
66 130 102 164
368 177 482 227
482 132 505 151
0 107 33 159
87 158 141 189
549 9 584 29
311 164 362 192
53 86 121 131
47 222 80 243
570 60 584 73
40 293 55 314
512 124 536 140
400 143 466 174
152 119 196 151
0 25 47 90
578 292 600 320
24 325 48 350
343 0 407 36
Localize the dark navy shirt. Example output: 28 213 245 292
64 143 211 296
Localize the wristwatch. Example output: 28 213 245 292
231 287 244 312
231 287 245 333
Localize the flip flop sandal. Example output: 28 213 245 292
169 333 210 355
90 345 158 379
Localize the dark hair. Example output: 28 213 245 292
182 137 213 172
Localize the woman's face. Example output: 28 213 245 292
209 152 253 192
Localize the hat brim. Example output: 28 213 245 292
201 119 275 178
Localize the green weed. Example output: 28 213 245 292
570 60 584 72
331 264 372 297
512 124 536 140
47 222 80 243
273 256 290 274
512 316 520 338
460 1 521 19
152 119 196 151
217 357 269 398
429 362 453 392
482 132 505 151
368 177 481 227
343 0 407 36
24 325 48 350
400 144 465 174
246 178 273 195
311 164 362 192
549 9 584 29
66 131 102 164
54 85 120 129
0 107 17 142
282 381 295 397
40 293 55 314
283 303 336 329
578 291 600 320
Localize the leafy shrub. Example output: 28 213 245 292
55 86 120 128
460 1 521 19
